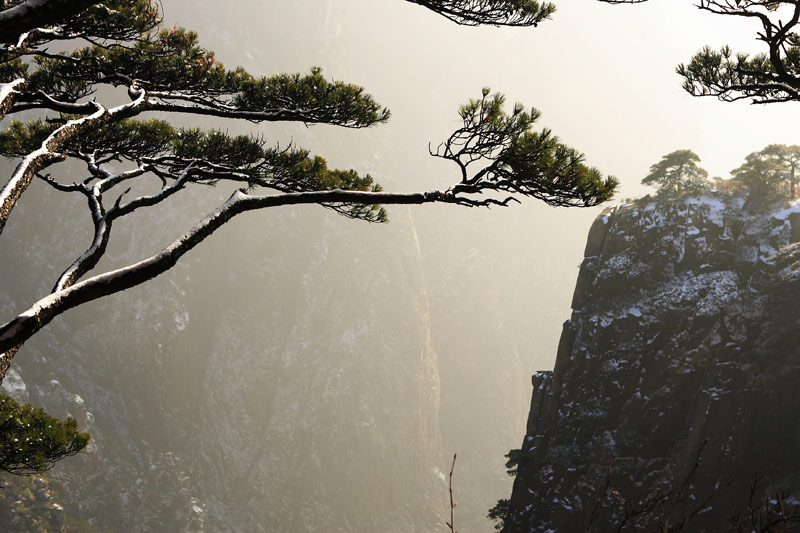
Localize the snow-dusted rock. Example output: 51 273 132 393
504 195 800 531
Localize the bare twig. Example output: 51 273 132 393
587 460 615 532
445 453 457 533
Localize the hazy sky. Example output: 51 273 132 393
166 0 800 368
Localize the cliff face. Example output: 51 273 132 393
504 195 800 531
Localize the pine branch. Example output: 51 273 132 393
406 0 555 27
0 187 442 355
0 86 146 237
0 0 99 44
0 77 26 120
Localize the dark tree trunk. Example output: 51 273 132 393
0 0 98 44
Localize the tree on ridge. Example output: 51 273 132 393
730 144 800 210
641 150 710 198
759 144 800 197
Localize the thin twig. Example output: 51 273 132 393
445 453 457 533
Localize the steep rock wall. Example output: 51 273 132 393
504 196 800 531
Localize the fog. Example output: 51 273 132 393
2 1 800 531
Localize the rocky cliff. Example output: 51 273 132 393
503 194 800 531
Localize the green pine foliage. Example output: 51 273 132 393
672 1 800 105
749 144 800 198
500 129 615 205
487 498 510 530
33 28 249 96
0 58 26 82
285 157 388 222
0 3 393 224
442 88 617 207
641 149 709 198
600 1 800 107
503 448 524 476
0 118 174 159
65 0 161 40
639 145 800 212
234 67 391 128
730 144 800 211
30 30 387 128
407 0 556 26
0 394 90 476
679 42 798 104
0 0 160 62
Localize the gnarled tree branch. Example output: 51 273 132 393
406 0 555 26
0 187 441 356
0 87 146 236
0 0 99 44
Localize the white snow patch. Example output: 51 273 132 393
769 198 800 221
1 368 27 401
704 387 724 400
654 271 740 317
761 244 778 263
0 78 24 105
698 197 727 227
340 329 357 346
174 311 190 331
